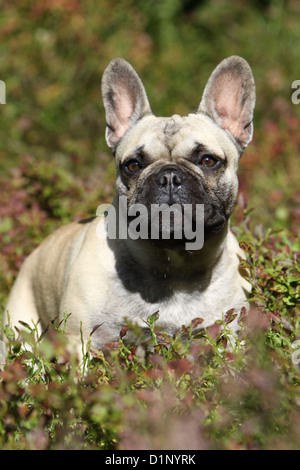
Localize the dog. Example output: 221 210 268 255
2 56 255 354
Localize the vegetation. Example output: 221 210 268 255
0 0 299 450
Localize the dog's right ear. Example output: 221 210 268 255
101 58 152 150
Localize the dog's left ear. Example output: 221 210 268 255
101 58 152 150
198 56 256 150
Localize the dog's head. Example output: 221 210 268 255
101 56 255 246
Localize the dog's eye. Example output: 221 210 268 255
125 160 141 173
199 155 218 168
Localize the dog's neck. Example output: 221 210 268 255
107 222 230 303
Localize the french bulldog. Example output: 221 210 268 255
3 55 255 354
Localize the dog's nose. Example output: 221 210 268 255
156 167 183 192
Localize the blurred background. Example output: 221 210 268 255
0 0 299 286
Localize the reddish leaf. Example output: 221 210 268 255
206 323 222 340
238 306 248 326
90 322 104 336
119 325 129 339
224 309 237 324
190 317 204 329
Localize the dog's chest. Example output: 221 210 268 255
96 273 246 342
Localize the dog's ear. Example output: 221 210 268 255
198 56 256 150
101 58 152 150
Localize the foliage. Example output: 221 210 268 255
0 0 299 451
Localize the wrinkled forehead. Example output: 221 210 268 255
116 113 239 162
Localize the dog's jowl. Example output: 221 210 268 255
3 56 255 352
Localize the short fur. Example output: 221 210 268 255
3 56 255 353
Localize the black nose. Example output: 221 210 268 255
156 167 183 192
